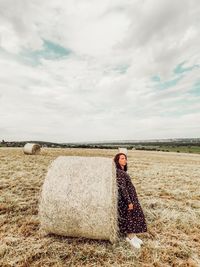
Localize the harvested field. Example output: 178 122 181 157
0 148 200 267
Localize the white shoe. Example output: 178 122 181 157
126 237 141 249
134 236 143 245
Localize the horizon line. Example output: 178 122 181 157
1 137 200 144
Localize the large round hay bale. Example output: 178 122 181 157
39 156 118 243
23 143 41 155
118 147 128 155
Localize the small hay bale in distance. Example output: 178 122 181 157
23 143 41 155
118 147 128 155
39 156 118 243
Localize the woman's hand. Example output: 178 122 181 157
128 203 134 210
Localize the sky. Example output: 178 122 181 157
0 0 200 143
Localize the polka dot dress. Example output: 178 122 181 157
116 168 147 234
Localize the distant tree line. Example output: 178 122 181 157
1 139 200 154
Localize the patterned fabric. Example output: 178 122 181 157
116 168 147 234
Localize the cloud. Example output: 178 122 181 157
0 0 200 142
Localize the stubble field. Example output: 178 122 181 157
0 147 200 267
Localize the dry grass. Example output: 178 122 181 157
0 148 200 267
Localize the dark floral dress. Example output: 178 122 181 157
116 168 147 234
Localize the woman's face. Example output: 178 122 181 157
118 154 127 168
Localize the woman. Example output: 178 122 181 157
114 153 147 249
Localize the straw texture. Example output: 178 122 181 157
39 156 118 243
118 148 128 155
23 143 41 155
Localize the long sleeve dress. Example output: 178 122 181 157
116 168 147 234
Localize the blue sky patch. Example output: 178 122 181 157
190 80 200 96
151 75 183 90
20 40 72 65
158 76 183 90
114 64 129 74
151 75 161 82
174 61 199 74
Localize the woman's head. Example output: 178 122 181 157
114 153 128 171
